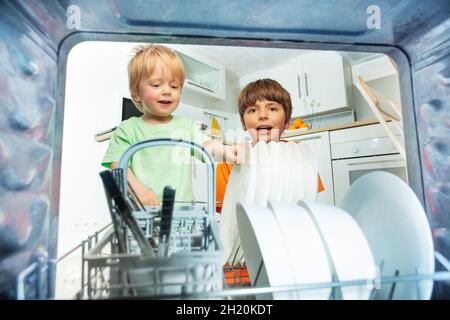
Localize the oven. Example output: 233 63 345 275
333 153 407 205
330 123 407 205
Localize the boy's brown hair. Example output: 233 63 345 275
238 79 292 128
128 44 185 112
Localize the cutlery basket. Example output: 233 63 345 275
80 139 224 299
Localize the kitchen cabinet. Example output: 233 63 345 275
239 51 352 119
351 55 397 84
299 51 352 118
174 48 226 107
284 131 335 205
329 122 403 158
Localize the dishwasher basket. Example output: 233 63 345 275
80 139 224 299
78 139 450 300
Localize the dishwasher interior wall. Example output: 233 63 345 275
0 0 449 299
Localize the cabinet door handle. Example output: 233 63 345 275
187 80 214 93
297 74 302 99
304 73 309 97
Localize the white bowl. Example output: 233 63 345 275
299 200 376 300
339 171 435 300
236 202 297 299
268 201 332 299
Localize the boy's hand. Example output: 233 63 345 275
111 162 161 207
135 188 160 206
224 143 241 165
236 140 252 165
204 140 242 164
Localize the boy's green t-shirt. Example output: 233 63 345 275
102 115 210 203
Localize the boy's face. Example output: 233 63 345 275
134 59 181 118
242 99 290 143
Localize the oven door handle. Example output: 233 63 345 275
345 157 404 167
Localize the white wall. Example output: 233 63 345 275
56 41 133 298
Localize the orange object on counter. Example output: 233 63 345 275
293 118 304 128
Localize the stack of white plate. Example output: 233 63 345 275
234 171 435 300
236 200 376 300
219 141 318 265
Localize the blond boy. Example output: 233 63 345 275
102 44 239 206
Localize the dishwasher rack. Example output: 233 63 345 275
80 138 224 299
78 207 450 299
80 221 223 299
77 138 450 300
78 225 450 300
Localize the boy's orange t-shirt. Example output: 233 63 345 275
216 163 234 212
215 160 325 212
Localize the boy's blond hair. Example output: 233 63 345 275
238 79 292 128
128 44 185 112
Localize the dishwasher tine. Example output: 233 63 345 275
388 270 400 300
369 260 384 300
415 267 422 300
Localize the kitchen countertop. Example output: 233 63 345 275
281 118 384 138
97 118 386 143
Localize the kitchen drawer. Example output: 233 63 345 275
330 122 399 144
331 135 403 159
284 131 335 205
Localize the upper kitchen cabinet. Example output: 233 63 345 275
351 55 397 84
239 51 353 119
298 51 352 118
174 48 226 107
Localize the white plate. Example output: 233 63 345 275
219 142 255 264
298 142 318 201
253 141 271 207
243 146 257 205
283 142 298 202
339 171 435 300
236 202 297 299
267 142 282 202
278 142 293 202
299 200 376 300
289 142 305 203
268 201 331 299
